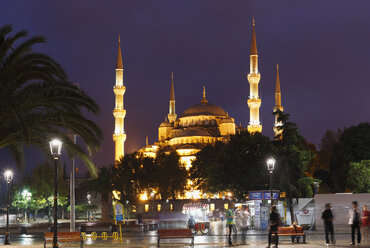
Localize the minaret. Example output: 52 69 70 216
273 63 284 139
247 17 262 133
113 35 126 161
167 72 177 123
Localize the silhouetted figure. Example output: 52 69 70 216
322 203 335 246
348 201 362 246
136 213 142 224
267 206 280 248
188 215 196 230
226 203 235 246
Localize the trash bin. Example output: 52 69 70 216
79 226 86 232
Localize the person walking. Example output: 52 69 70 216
226 203 235 246
361 205 369 241
188 215 196 230
322 203 335 246
267 206 280 248
348 201 362 246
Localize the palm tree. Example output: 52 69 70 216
80 166 113 220
0 25 102 176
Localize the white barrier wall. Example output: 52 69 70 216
314 193 370 230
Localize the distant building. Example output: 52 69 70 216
140 83 238 170
113 18 285 199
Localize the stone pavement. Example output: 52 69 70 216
1 233 370 247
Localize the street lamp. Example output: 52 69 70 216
50 138 62 248
4 170 13 245
266 158 276 206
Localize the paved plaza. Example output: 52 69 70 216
1 233 369 247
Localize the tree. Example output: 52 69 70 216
19 162 69 222
273 110 314 223
330 123 370 192
79 166 114 220
153 148 187 199
112 152 155 205
348 160 370 193
191 131 274 199
0 25 102 176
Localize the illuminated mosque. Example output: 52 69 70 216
112 18 284 198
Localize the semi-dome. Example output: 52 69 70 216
181 102 227 117
159 121 172 127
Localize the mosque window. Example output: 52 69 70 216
145 204 149 213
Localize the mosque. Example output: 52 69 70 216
112 18 284 198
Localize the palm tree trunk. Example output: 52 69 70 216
101 193 110 220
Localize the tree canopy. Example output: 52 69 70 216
0 25 102 176
191 131 273 199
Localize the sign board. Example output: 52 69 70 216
263 192 279 200
249 191 263 200
114 203 124 222
249 191 280 200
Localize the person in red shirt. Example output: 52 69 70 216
362 205 369 241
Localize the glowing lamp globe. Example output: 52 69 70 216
4 170 13 183
49 139 62 158
266 158 276 173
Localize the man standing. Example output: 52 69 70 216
267 206 280 248
348 201 362 246
226 203 235 246
322 203 335 246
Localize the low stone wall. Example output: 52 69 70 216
314 193 370 230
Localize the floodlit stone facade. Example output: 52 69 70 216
113 36 126 161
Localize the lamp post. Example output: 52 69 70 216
125 200 129 220
4 170 13 245
266 158 276 206
50 139 62 248
87 194 91 221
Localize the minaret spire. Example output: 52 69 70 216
201 85 208 104
167 72 177 123
247 17 262 133
113 35 126 161
116 34 123 70
250 17 258 56
274 63 284 139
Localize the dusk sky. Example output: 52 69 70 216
1 0 370 175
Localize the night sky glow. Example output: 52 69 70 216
1 0 370 172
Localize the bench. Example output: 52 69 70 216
44 232 83 248
157 229 194 247
272 226 306 243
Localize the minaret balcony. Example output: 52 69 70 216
273 106 284 112
113 133 127 142
247 73 261 81
113 85 126 95
247 98 261 108
247 124 262 133
113 108 126 118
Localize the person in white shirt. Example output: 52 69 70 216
348 201 362 246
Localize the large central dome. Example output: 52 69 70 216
181 102 227 117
